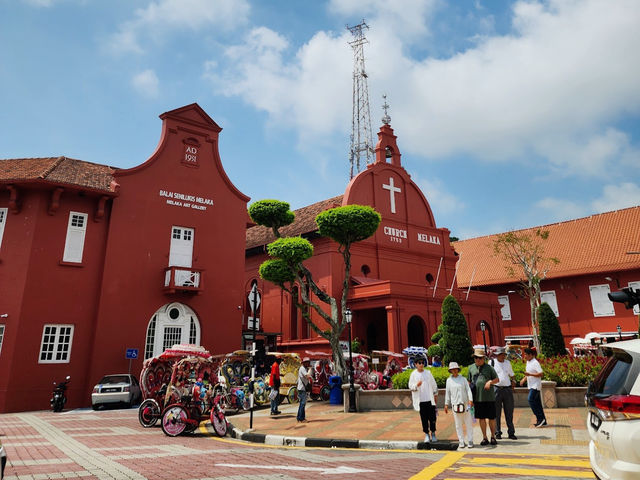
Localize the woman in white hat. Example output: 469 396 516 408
444 362 474 449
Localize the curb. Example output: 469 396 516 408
226 422 458 450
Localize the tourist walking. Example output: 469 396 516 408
269 357 282 415
492 347 517 440
408 356 439 443
296 357 312 423
468 348 499 445
444 362 474 448
520 347 547 427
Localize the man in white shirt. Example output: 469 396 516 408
520 347 547 427
492 347 517 440
408 357 439 443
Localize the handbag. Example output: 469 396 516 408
268 388 278 401
454 403 465 413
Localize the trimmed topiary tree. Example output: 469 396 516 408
249 199 381 380
538 302 567 357
441 295 474 366
427 344 442 359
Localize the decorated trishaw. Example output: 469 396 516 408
402 346 428 368
268 352 301 403
138 344 228 437
370 350 405 389
138 344 213 427
345 352 378 390
305 350 334 401
216 350 269 409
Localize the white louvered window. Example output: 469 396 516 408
62 212 88 263
168 226 194 268
497 295 511 321
589 284 615 317
541 290 559 317
39 324 74 363
0 208 7 251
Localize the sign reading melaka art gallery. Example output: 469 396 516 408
383 225 441 246
158 189 214 212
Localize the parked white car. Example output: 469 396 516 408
585 339 640 479
91 374 142 409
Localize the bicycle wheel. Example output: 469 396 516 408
287 386 298 404
161 404 188 437
210 407 228 437
138 399 160 428
185 406 201 433
320 386 330 401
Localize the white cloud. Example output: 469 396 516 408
131 69 159 98
534 197 586 222
414 175 465 216
107 0 250 55
592 183 640 213
206 27 353 145
208 0 640 179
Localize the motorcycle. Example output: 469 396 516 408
51 376 70 412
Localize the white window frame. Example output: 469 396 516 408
629 281 640 316
0 207 7 251
0 324 5 355
168 226 194 268
62 211 88 263
38 324 74 363
589 284 615 317
497 295 511 321
541 290 559 317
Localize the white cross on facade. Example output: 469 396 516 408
382 177 401 214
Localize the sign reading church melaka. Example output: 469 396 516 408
158 189 214 212
383 225 441 246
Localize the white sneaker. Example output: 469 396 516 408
458 442 465 449
430 433 437 442
535 419 547 428
424 434 430 442
467 441 474 448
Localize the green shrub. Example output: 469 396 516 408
441 295 473 366
538 302 567 357
427 344 442 358
392 356 607 389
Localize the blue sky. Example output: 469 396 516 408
1 0 639 239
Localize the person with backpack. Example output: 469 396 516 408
468 348 499 445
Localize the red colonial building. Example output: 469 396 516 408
0 104 249 412
454 207 640 349
244 120 502 356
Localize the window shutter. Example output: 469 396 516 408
0 208 7 250
63 212 87 263
589 284 615 317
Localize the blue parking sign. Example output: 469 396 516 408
126 348 139 359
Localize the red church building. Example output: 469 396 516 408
0 104 249 412
244 120 502 356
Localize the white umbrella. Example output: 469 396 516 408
584 332 601 341
570 337 586 345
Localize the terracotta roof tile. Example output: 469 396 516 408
0 157 117 193
246 195 343 249
453 206 640 287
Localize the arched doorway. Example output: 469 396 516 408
407 316 426 347
475 320 493 351
144 303 201 359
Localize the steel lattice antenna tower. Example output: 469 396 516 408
347 20 374 179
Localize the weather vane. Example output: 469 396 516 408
382 94 391 125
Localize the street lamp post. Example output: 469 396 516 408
480 320 487 356
345 308 357 413
617 324 622 341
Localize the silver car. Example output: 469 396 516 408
91 374 142 409
585 339 640 479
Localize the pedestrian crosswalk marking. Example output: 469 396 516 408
408 452 466 480
467 456 591 468
456 466 594 477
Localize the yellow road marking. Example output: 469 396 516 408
408 452 466 480
457 466 594 477
468 456 591 468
